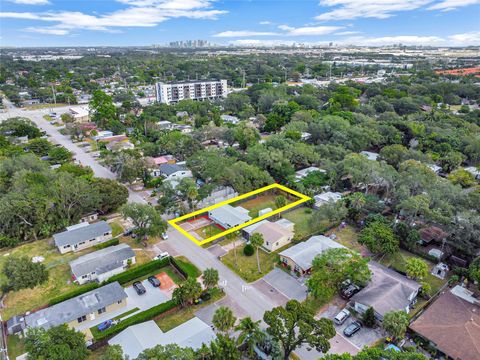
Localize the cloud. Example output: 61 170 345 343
337 32 480 45
214 25 342 38
259 20 272 25
334 30 361 35
8 0 50 4
427 0 480 11
214 30 280 37
26 26 68 35
315 0 431 21
0 0 227 34
286 25 343 35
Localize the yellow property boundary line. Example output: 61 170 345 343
168 183 311 246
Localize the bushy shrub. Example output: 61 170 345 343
243 244 254 256
105 258 170 285
93 238 119 250
0 236 20 249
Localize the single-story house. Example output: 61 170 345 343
24 282 127 339
69 244 136 284
109 317 215 359
294 166 325 181
410 285 480 360
419 226 448 246
351 261 421 320
209 204 251 229
69 107 90 123
105 140 135 152
279 235 345 275
91 130 113 140
152 155 176 166
427 164 442 174
242 219 294 252
53 221 112 254
173 124 193 133
313 191 342 208
158 164 192 181
360 151 379 161
221 114 240 124
464 166 480 180
157 120 174 130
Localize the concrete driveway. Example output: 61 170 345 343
254 268 308 302
124 279 169 310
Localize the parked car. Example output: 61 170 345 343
194 292 212 305
97 320 113 332
133 281 146 295
340 284 360 299
343 321 362 337
162 232 169 240
154 252 169 261
148 276 161 287
334 308 351 325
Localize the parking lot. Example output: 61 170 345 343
319 302 385 350
253 268 308 304
124 279 170 310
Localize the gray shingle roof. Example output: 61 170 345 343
279 235 345 271
69 244 135 278
25 282 127 330
351 261 421 316
159 163 186 176
209 204 251 228
53 221 112 247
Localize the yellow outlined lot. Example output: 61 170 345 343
168 183 311 246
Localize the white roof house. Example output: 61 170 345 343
109 318 215 359
313 192 342 208
295 166 325 180
360 151 379 161
208 204 251 229
464 166 480 180
427 164 442 174
279 235 345 274
220 114 240 124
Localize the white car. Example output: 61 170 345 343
162 232 169 240
154 252 169 261
334 308 351 325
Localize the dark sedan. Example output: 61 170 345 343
148 276 161 287
133 281 146 295
343 321 362 337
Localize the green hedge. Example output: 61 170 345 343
91 299 177 341
93 238 119 250
49 282 100 306
171 257 201 279
104 258 170 285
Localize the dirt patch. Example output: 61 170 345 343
156 272 176 291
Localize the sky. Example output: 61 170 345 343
0 0 479 47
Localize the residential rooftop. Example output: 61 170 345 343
53 221 112 248
69 243 135 278
25 282 127 330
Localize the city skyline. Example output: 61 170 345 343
1 0 479 47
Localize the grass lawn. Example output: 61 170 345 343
328 225 366 254
155 288 224 332
7 335 26 359
88 345 109 360
221 246 278 282
174 256 202 278
236 193 295 218
0 239 95 320
380 249 447 293
112 307 140 321
194 224 224 239
282 207 328 240
109 221 124 237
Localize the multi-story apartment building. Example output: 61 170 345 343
155 80 228 104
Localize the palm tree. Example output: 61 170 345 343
349 192 366 210
202 268 219 289
226 230 240 268
250 233 264 273
235 316 265 358
212 306 237 334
